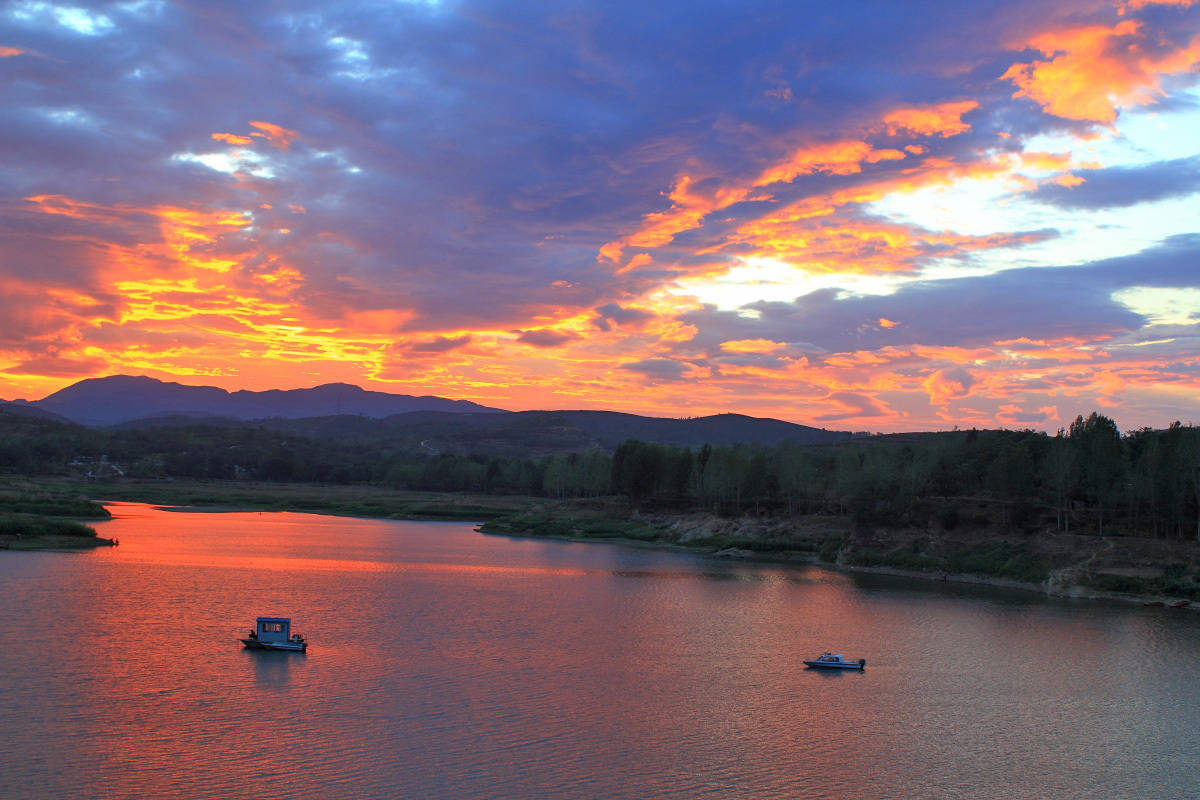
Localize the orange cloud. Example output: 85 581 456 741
923 367 976 405
0 46 25 57
1050 173 1086 187
867 148 907 163
720 338 788 354
619 173 737 249
616 253 654 274
1122 0 1197 9
882 100 978 137
1002 19 1200 122
212 132 254 145
600 172 766 262
248 121 299 151
346 308 415 332
5 194 406 379
718 208 1051 276
688 145 1080 277
754 139 906 186
1017 151 1075 171
603 135 927 265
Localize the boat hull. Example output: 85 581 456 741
803 660 864 670
241 638 307 652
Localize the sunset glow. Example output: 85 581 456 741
1 1 1198 430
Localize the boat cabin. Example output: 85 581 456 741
241 616 307 652
253 617 293 644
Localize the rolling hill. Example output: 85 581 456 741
255 409 849 456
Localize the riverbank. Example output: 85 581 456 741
0 483 117 550
0 514 117 550
480 504 1200 609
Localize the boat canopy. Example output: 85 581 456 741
256 617 292 642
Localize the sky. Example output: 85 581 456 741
1 0 1199 431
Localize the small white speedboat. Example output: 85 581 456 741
804 652 865 670
240 616 307 652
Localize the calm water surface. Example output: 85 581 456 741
2 502 1199 799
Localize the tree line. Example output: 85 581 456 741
2 410 1197 539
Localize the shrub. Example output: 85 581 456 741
846 541 940 571
817 537 843 563
1085 573 1151 595
945 542 1049 583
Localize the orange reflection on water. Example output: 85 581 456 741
98 502 591 578
116 550 593 577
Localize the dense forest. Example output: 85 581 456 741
606 415 1200 540
1 410 1197 540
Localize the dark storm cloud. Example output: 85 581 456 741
1030 157 1200 210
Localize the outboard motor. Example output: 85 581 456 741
858 658 866 667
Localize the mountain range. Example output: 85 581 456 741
9 375 503 426
1 375 850 453
264 409 850 456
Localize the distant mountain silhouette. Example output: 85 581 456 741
31 375 850 451
0 400 74 424
242 409 850 455
32 375 506 426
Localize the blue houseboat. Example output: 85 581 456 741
240 617 308 652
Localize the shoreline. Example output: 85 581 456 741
128 501 489 523
479 526 1200 613
0 533 118 551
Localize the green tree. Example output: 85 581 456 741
1043 433 1076 533
1069 413 1125 535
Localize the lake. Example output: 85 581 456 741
2 502 1198 799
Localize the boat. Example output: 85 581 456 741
804 652 865 670
240 617 308 652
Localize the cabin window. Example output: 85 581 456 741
260 622 285 632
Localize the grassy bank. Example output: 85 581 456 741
0 485 111 519
0 513 113 550
480 507 665 542
0 481 116 550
